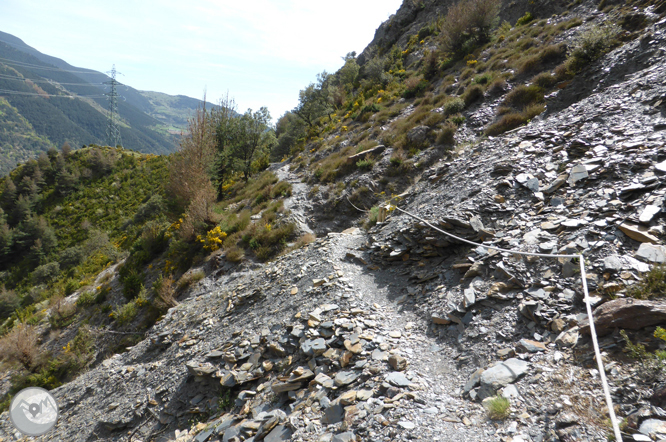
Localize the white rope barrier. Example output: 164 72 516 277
387 205 623 442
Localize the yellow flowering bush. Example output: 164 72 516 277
197 226 227 252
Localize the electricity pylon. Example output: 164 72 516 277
105 64 123 148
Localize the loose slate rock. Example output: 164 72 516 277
479 358 529 399
636 243 666 263
388 354 408 371
639 419 666 437
264 425 293 442
583 299 666 336
331 432 356 442
322 404 345 425
334 371 358 387
385 372 411 387
517 339 547 353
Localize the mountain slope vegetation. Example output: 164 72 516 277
0 31 216 174
2 0 666 440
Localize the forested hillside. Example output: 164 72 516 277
0 32 215 175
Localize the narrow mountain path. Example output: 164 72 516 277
272 163 314 236
271 163 493 440
313 230 494 441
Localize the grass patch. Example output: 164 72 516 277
484 395 511 420
503 85 544 108
463 84 484 106
436 122 457 146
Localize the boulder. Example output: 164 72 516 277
581 299 666 336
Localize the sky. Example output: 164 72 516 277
0 0 404 122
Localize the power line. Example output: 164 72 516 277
0 88 106 98
105 64 122 148
0 73 103 86
0 56 102 74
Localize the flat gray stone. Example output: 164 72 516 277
334 371 358 387
331 432 356 442
372 349 388 361
603 254 650 272
479 358 529 399
321 404 344 424
639 205 661 224
264 425 293 442
656 160 666 173
385 372 411 387
636 243 666 263
463 287 476 308
314 373 335 389
301 338 326 356
568 164 588 185
639 419 666 436
398 420 416 430
464 368 484 394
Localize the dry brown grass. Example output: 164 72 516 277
0 323 43 372
154 274 178 309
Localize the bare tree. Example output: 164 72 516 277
167 97 218 239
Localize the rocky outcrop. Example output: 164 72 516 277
582 299 666 336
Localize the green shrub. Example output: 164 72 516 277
270 181 292 199
451 115 466 125
423 112 447 127
132 194 165 225
443 98 465 115
418 24 434 40
440 0 501 57
225 247 244 263
403 78 428 99
152 275 178 310
58 246 86 269
177 270 205 292
474 72 493 85
629 265 666 300
389 156 403 167
356 159 374 170
32 262 60 284
519 44 567 75
113 300 139 325
365 206 380 229
515 12 533 26
522 103 546 120
76 291 97 307
485 102 544 136
488 78 507 95
0 288 19 320
121 268 144 300
567 23 621 73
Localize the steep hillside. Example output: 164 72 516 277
2 0 666 441
0 31 214 173
0 30 210 127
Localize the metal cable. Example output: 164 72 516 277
388 204 623 442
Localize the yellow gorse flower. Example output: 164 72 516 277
198 226 227 252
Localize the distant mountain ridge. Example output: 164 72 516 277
0 31 211 175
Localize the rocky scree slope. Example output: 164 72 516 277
5 5 666 442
